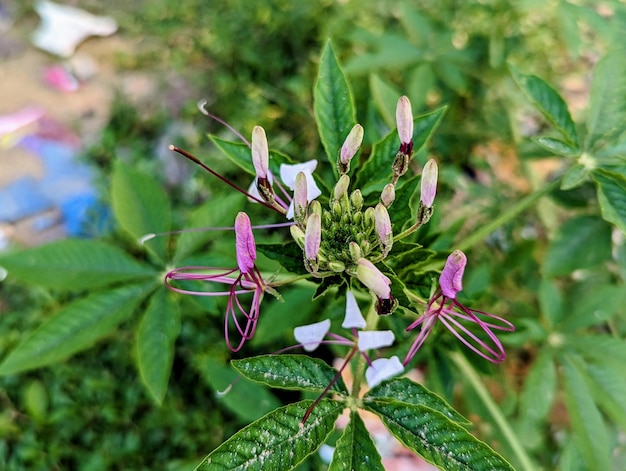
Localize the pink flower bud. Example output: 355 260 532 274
234 212 256 274
396 96 413 145
420 159 438 208
293 171 308 223
339 124 364 171
440 250 466 299
375 203 393 256
251 126 269 179
380 183 395 207
305 213 321 260
356 258 391 299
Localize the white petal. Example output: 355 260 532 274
285 200 295 220
279 160 318 188
318 444 335 464
365 356 404 388
358 330 395 351
342 290 366 329
303 172 322 201
294 319 331 352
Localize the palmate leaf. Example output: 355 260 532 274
0 239 155 291
0 282 154 375
329 410 384 471
509 65 579 148
365 377 469 425
111 160 171 262
195 399 344 471
232 354 348 395
365 399 514 471
559 353 611 471
194 354 280 424
314 40 356 178
542 215 612 276
586 49 626 151
518 349 557 426
136 286 180 405
592 168 626 234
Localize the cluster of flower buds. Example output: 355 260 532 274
288 96 441 315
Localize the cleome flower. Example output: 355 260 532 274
293 289 403 389
404 250 515 365
165 212 272 352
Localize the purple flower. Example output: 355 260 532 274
165 212 267 352
404 250 515 365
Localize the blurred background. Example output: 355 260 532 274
0 0 624 470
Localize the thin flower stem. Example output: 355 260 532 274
350 302 380 400
449 351 535 471
457 178 561 252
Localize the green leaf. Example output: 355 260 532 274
586 361 626 431
0 283 153 375
136 286 180 405
560 353 611 471
257 241 308 275
519 349 556 425
195 399 343 471
314 41 356 176
232 354 348 395
365 377 469 425
566 334 626 368
194 354 280 423
369 73 402 127
586 49 626 151
562 283 623 331
533 136 579 157
0 239 155 291
173 192 246 263
560 164 589 190
111 160 171 262
390 174 420 231
510 65 579 148
538 277 564 326
365 400 514 471
542 215 612 276
210 135 294 177
329 411 384 471
592 168 626 234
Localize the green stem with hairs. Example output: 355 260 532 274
450 352 535 471
350 301 380 400
457 178 561 252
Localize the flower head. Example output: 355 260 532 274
165 212 269 352
420 159 438 209
356 259 396 315
404 250 515 365
396 96 413 147
339 124 364 174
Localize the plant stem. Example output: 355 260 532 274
450 352 535 471
350 302 380 400
457 178 561 252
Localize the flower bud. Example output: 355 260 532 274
309 200 322 217
251 126 269 179
328 261 346 273
293 171 308 224
338 124 364 174
349 241 362 261
375 203 393 257
235 212 256 274
420 159 438 208
350 189 363 211
364 207 375 230
396 96 413 147
356 258 391 300
333 174 350 201
440 250 466 299
305 213 322 261
290 224 305 249
380 183 395 207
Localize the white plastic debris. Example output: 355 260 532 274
32 0 117 57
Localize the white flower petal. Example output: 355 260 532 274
280 160 318 188
293 319 331 352
358 330 395 351
365 356 404 388
342 290 366 329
